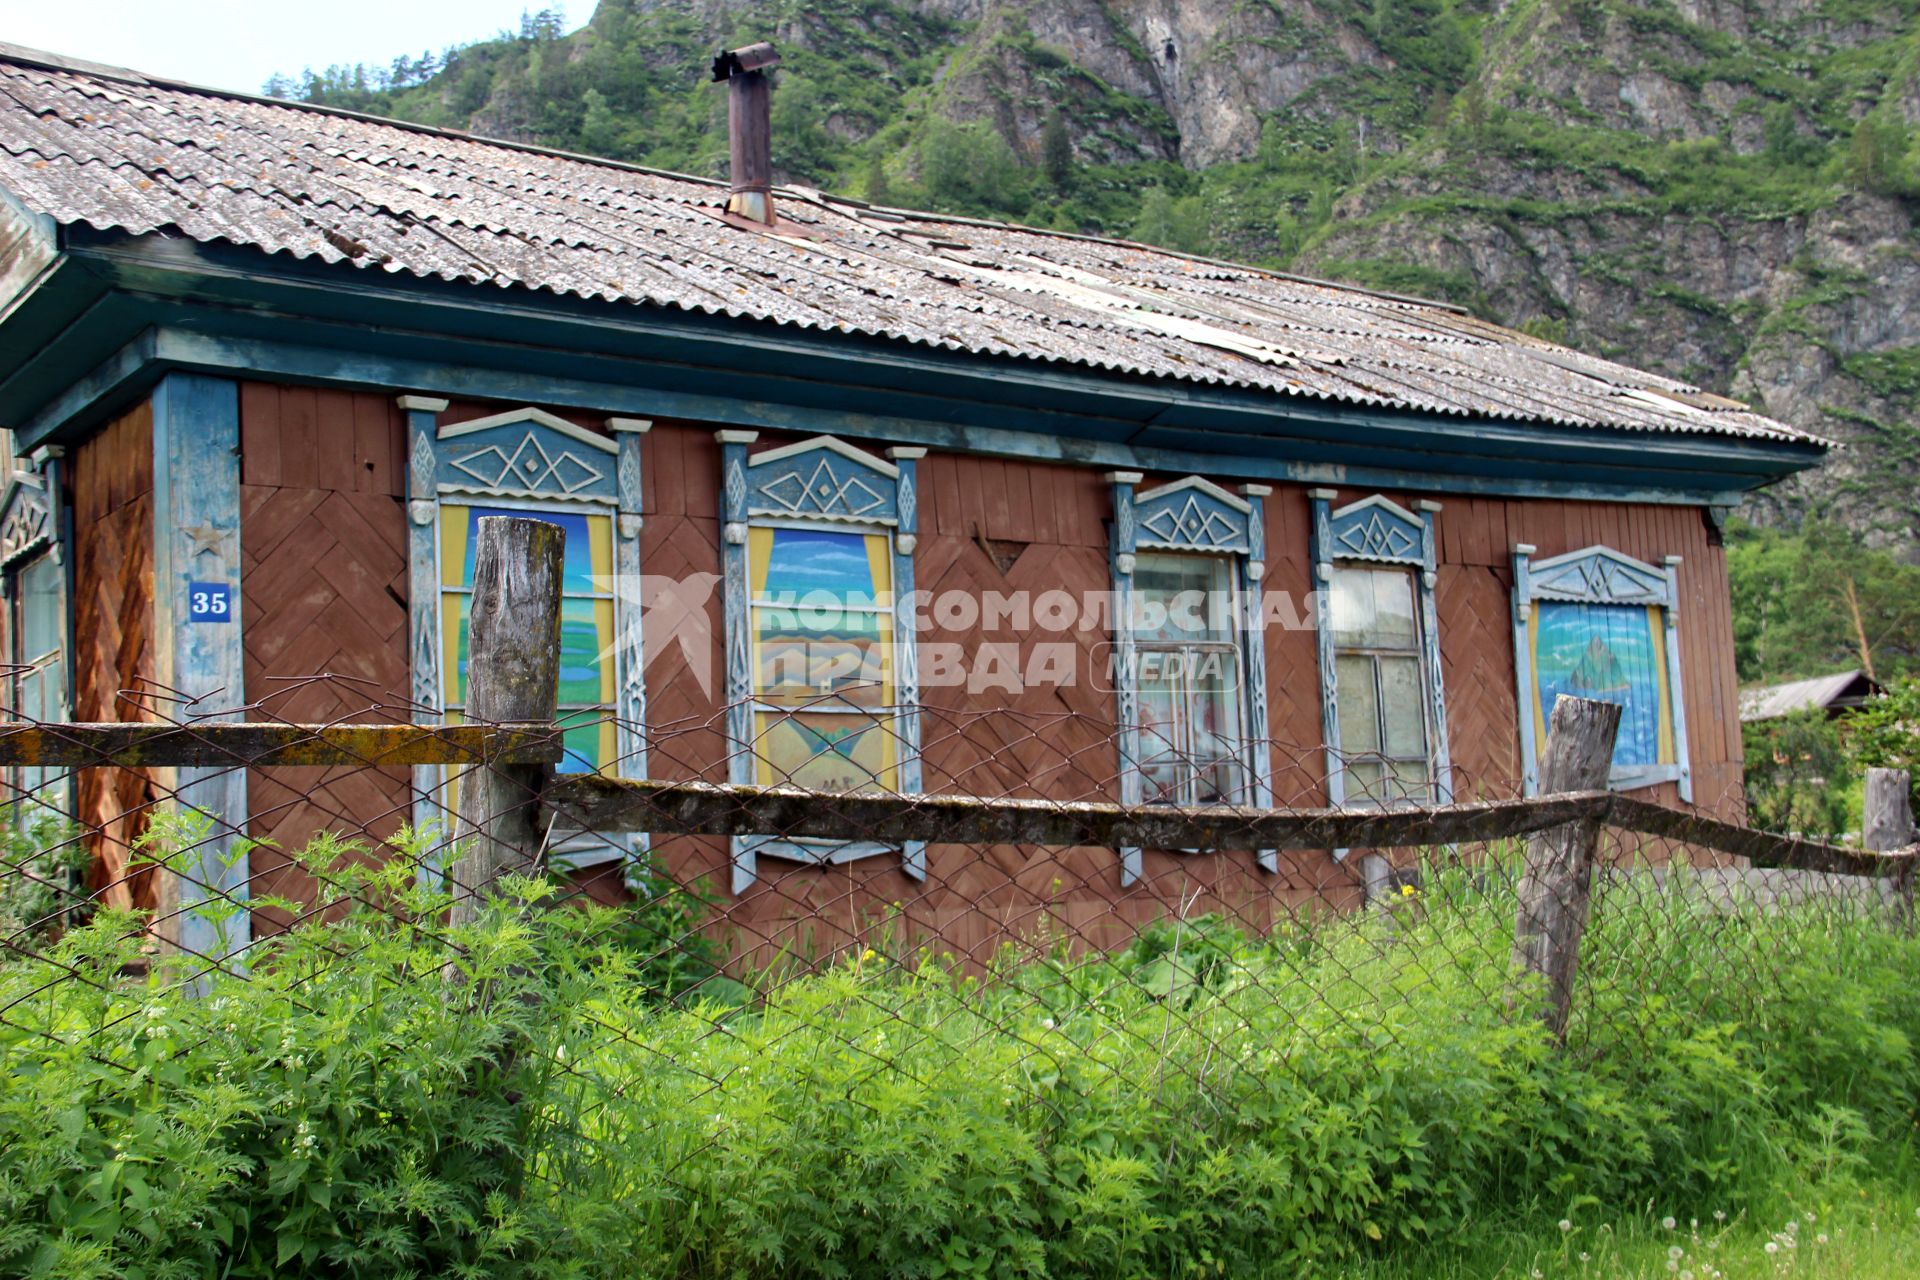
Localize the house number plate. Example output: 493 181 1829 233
188 582 233 623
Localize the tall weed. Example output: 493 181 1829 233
1 836 1915 1279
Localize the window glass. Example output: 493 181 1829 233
10 550 66 805
1332 566 1416 648
440 504 615 775
1130 552 1242 805
747 524 897 792
1133 554 1233 643
1530 601 1673 768
1329 565 1431 804
1334 654 1378 754
19 555 61 663
1379 655 1427 756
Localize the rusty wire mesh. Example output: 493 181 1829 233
0 668 1909 1220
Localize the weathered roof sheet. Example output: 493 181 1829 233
0 44 1824 446
1739 671 1883 722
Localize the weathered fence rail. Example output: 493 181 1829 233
0 724 1908 876
0 723 566 768
543 775 1917 877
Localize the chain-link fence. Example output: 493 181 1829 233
1 517 1915 1274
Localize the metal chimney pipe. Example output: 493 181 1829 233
711 42 781 225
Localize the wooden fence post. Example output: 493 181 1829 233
1864 767 1915 926
1511 695 1622 1043
447 517 564 929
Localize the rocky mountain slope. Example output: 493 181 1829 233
279 0 1920 551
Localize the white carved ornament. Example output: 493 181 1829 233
449 431 608 496
1335 510 1420 560
0 491 50 564
756 456 888 519
1140 493 1242 549
1531 553 1665 604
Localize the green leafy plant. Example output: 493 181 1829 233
1847 674 1920 814
0 802 86 945
4 832 1919 1278
1741 708 1856 839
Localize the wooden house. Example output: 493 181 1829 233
1739 671 1884 724
0 43 1829 959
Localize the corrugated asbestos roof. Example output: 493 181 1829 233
0 45 1823 446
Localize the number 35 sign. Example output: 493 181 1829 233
188 582 234 623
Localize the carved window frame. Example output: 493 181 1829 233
1511 543 1691 801
400 399 651 874
1108 473 1275 886
0 452 70 813
717 432 925 893
1309 491 1452 817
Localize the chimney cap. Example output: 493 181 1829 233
711 42 780 82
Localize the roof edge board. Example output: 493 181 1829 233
68 233 1830 467
10 322 1759 509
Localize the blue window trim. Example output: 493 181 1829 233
718 432 926 893
1309 492 1452 835
1511 542 1692 802
1109 473 1276 886
400 398 653 880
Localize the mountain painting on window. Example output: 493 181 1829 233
1531 601 1672 769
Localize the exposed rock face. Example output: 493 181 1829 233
1289 0 1920 550
922 0 1394 167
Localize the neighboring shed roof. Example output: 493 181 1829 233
0 43 1824 447
1739 671 1884 723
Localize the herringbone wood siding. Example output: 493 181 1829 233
69 399 161 912
167 390 1745 946
239 383 412 927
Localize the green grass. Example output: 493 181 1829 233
1355 1171 1920 1278
5 827 1920 1278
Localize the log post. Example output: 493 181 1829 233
1863 767 1915 926
447 517 564 928
1511 695 1622 1043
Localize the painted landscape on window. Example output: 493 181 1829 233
1531 601 1670 767
440 503 616 775
748 525 896 790
749 526 891 709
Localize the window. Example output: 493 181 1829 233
400 400 650 871
0 466 67 812
1109 474 1275 884
748 524 897 791
718 433 925 890
1132 552 1243 805
440 503 616 774
1511 543 1691 800
1309 491 1451 811
1329 565 1432 803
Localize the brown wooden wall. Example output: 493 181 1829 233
68 398 161 912
137 383 1746 957
237 383 411 924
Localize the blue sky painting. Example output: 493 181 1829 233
1534 602 1665 767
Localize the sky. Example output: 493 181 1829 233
0 0 565 95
